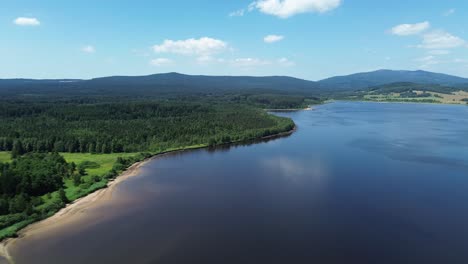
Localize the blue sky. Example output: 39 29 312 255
1 0 467 80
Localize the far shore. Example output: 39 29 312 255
266 106 313 112
361 100 466 106
0 123 298 264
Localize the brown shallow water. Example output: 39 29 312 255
7 102 468 264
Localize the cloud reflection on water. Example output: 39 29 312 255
261 156 330 186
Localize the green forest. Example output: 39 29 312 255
0 95 298 239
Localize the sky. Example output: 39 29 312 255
1 0 468 80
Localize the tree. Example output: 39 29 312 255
9 194 27 213
78 165 87 176
58 188 68 203
11 140 25 159
73 174 82 186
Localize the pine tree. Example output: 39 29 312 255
11 140 25 158
59 188 68 204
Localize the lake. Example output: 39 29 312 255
9 102 468 264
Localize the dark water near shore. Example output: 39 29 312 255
10 102 468 264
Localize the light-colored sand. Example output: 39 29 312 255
0 157 151 264
0 125 299 264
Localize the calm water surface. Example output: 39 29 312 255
10 102 468 264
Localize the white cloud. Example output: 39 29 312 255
13 17 40 26
230 57 295 68
196 56 225 65
415 55 435 62
428 49 450 55
231 58 271 67
82 45 96 53
252 0 341 18
453 58 468 64
390 21 430 36
415 55 440 68
149 58 173 67
443 8 455 16
277 57 295 66
229 9 245 17
153 37 227 56
418 30 465 49
264 34 285 43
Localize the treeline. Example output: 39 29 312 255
0 151 158 238
0 101 295 155
0 153 71 229
366 82 458 95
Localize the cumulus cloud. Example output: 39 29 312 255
149 58 173 67
264 34 285 43
82 45 96 53
252 0 341 18
390 21 430 36
153 37 227 56
418 30 465 49
14 17 40 26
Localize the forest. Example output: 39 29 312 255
0 93 299 239
0 100 295 154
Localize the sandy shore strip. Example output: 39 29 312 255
0 156 153 264
0 125 298 263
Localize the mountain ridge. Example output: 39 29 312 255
1 70 467 96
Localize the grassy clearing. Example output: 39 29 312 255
363 90 468 105
0 151 141 240
60 152 138 200
60 153 139 176
0 152 11 163
0 114 295 241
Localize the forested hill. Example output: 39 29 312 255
2 70 468 98
0 73 320 98
318 70 468 91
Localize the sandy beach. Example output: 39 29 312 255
0 125 298 264
0 156 152 264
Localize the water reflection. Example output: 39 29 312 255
9 102 468 264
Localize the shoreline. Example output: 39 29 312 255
339 99 467 106
0 125 297 264
265 106 313 112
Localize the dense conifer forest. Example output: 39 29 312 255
0 92 301 239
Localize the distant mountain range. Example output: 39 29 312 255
1 70 468 97
318 70 468 90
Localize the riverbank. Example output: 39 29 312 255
0 153 151 264
265 106 314 112
0 123 297 264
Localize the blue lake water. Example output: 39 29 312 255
10 102 468 264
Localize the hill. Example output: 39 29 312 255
0 73 319 98
317 70 468 90
2 70 468 98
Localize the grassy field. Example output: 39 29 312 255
363 90 468 105
0 128 295 240
0 152 10 163
60 153 139 176
0 151 141 239
60 152 139 201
